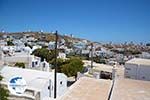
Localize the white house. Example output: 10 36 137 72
32 45 42 52
81 49 90 55
23 46 32 54
13 39 24 47
40 59 50 72
48 41 55 50
3 52 34 67
65 48 74 55
57 53 66 59
0 40 7 46
2 51 51 72
31 57 41 68
140 52 150 59
73 42 86 50
59 45 67 50
0 66 67 100
124 58 150 81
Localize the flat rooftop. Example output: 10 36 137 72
126 58 150 66
0 66 65 91
59 77 112 100
93 64 113 72
111 79 150 100
5 52 34 58
0 66 51 91
83 60 113 72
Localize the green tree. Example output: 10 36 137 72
61 57 84 77
49 58 66 72
32 48 58 61
7 40 14 46
0 75 3 81
14 62 25 68
0 75 9 100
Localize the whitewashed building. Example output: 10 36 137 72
48 41 55 50
57 53 66 59
1 50 51 71
124 58 150 81
65 48 74 54
140 52 150 59
0 66 67 100
0 40 7 46
32 45 42 52
23 46 32 54
40 59 50 72
3 52 34 67
81 49 90 55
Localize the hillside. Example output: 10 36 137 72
0 32 91 44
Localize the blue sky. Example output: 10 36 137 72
0 0 150 43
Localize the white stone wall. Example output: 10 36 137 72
137 65 150 81
40 80 50 100
125 63 150 81
124 63 137 79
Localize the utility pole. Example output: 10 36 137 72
54 31 58 98
91 43 93 68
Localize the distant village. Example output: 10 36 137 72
0 31 150 100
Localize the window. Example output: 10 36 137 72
48 86 50 90
43 63 46 68
35 61 38 65
60 81 62 85
32 62 35 67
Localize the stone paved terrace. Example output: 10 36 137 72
59 77 112 100
110 79 150 100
